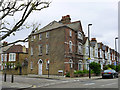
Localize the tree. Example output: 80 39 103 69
89 62 101 76
0 0 50 46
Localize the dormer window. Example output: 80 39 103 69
46 32 49 38
78 31 83 40
39 34 42 40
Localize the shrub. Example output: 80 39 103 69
89 62 101 76
66 72 70 77
83 69 89 74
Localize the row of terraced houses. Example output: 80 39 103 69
0 15 119 76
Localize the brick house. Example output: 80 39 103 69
28 15 85 75
2 44 28 75
0 45 11 70
98 42 104 70
90 38 99 63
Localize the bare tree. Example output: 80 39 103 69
0 0 50 46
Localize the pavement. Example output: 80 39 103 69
1 74 102 89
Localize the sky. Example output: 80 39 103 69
3 0 119 51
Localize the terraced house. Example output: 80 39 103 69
28 15 85 75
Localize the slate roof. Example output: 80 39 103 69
34 20 83 34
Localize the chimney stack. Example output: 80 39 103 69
91 38 97 42
59 15 71 24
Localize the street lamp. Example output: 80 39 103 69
47 60 50 78
88 24 92 79
115 37 118 72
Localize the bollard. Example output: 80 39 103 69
4 73 6 82
11 74 14 83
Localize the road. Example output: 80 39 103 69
1 74 119 89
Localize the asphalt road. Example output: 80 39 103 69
42 78 118 88
1 74 119 89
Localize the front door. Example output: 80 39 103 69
38 59 43 75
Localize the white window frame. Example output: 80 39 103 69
39 44 42 55
9 53 16 61
69 41 72 53
46 32 49 38
78 31 83 40
4 54 7 62
69 30 72 37
39 34 42 40
31 47 33 56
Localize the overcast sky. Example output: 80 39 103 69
4 0 119 51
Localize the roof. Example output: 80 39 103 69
33 20 84 35
0 45 11 54
5 45 27 53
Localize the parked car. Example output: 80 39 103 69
102 69 118 79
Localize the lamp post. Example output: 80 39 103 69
88 24 92 79
47 60 50 78
115 37 118 72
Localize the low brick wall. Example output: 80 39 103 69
3 66 28 75
74 73 96 77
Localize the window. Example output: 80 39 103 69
69 59 73 68
46 60 49 70
112 54 114 60
39 44 42 55
1 54 3 61
100 49 102 58
69 30 72 37
31 36 33 41
78 42 82 54
78 60 83 70
39 34 42 40
9 53 16 61
78 32 83 40
95 48 98 57
46 32 49 38
105 51 107 59
69 41 72 53
34 35 36 39
31 61 33 70
91 48 93 57
86 46 89 55
46 44 49 55
5 54 7 62
31 47 33 56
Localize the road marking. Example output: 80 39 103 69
101 83 116 86
62 81 69 83
84 83 95 85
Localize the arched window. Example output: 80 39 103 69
69 59 73 68
69 41 72 53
